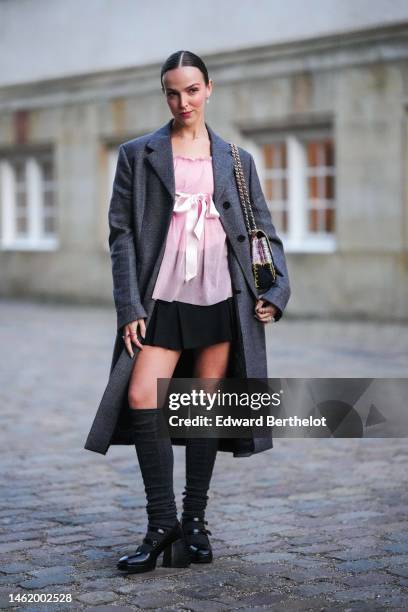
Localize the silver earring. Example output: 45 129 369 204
206 97 210 104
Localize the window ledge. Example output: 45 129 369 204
1 238 59 251
283 236 337 253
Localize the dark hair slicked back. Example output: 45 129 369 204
160 50 209 90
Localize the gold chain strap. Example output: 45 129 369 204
230 143 257 235
230 143 277 290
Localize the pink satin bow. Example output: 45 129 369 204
174 191 220 281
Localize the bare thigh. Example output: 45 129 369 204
128 345 182 409
193 341 231 378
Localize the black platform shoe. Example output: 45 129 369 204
117 520 190 574
181 516 213 564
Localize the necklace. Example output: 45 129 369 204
170 122 209 142
172 133 208 141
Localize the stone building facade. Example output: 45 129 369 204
0 21 407 320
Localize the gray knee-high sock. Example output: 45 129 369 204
129 408 178 531
182 437 219 521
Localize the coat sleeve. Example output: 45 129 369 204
108 144 147 331
248 153 291 321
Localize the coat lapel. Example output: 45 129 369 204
144 118 257 298
145 118 231 205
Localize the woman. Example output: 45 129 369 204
84 50 291 574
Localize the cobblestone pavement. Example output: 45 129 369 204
0 298 407 611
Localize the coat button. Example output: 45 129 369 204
223 201 231 209
237 234 246 242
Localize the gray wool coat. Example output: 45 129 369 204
84 118 291 458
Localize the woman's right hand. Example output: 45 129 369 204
122 318 146 358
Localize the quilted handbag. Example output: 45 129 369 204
230 143 277 293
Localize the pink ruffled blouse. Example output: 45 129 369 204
152 155 233 305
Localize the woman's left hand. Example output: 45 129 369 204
254 299 278 323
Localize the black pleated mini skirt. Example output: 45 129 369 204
141 298 236 350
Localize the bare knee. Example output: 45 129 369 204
128 386 157 410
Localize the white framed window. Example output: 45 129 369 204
107 146 119 201
0 150 58 250
256 131 336 252
103 145 121 252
